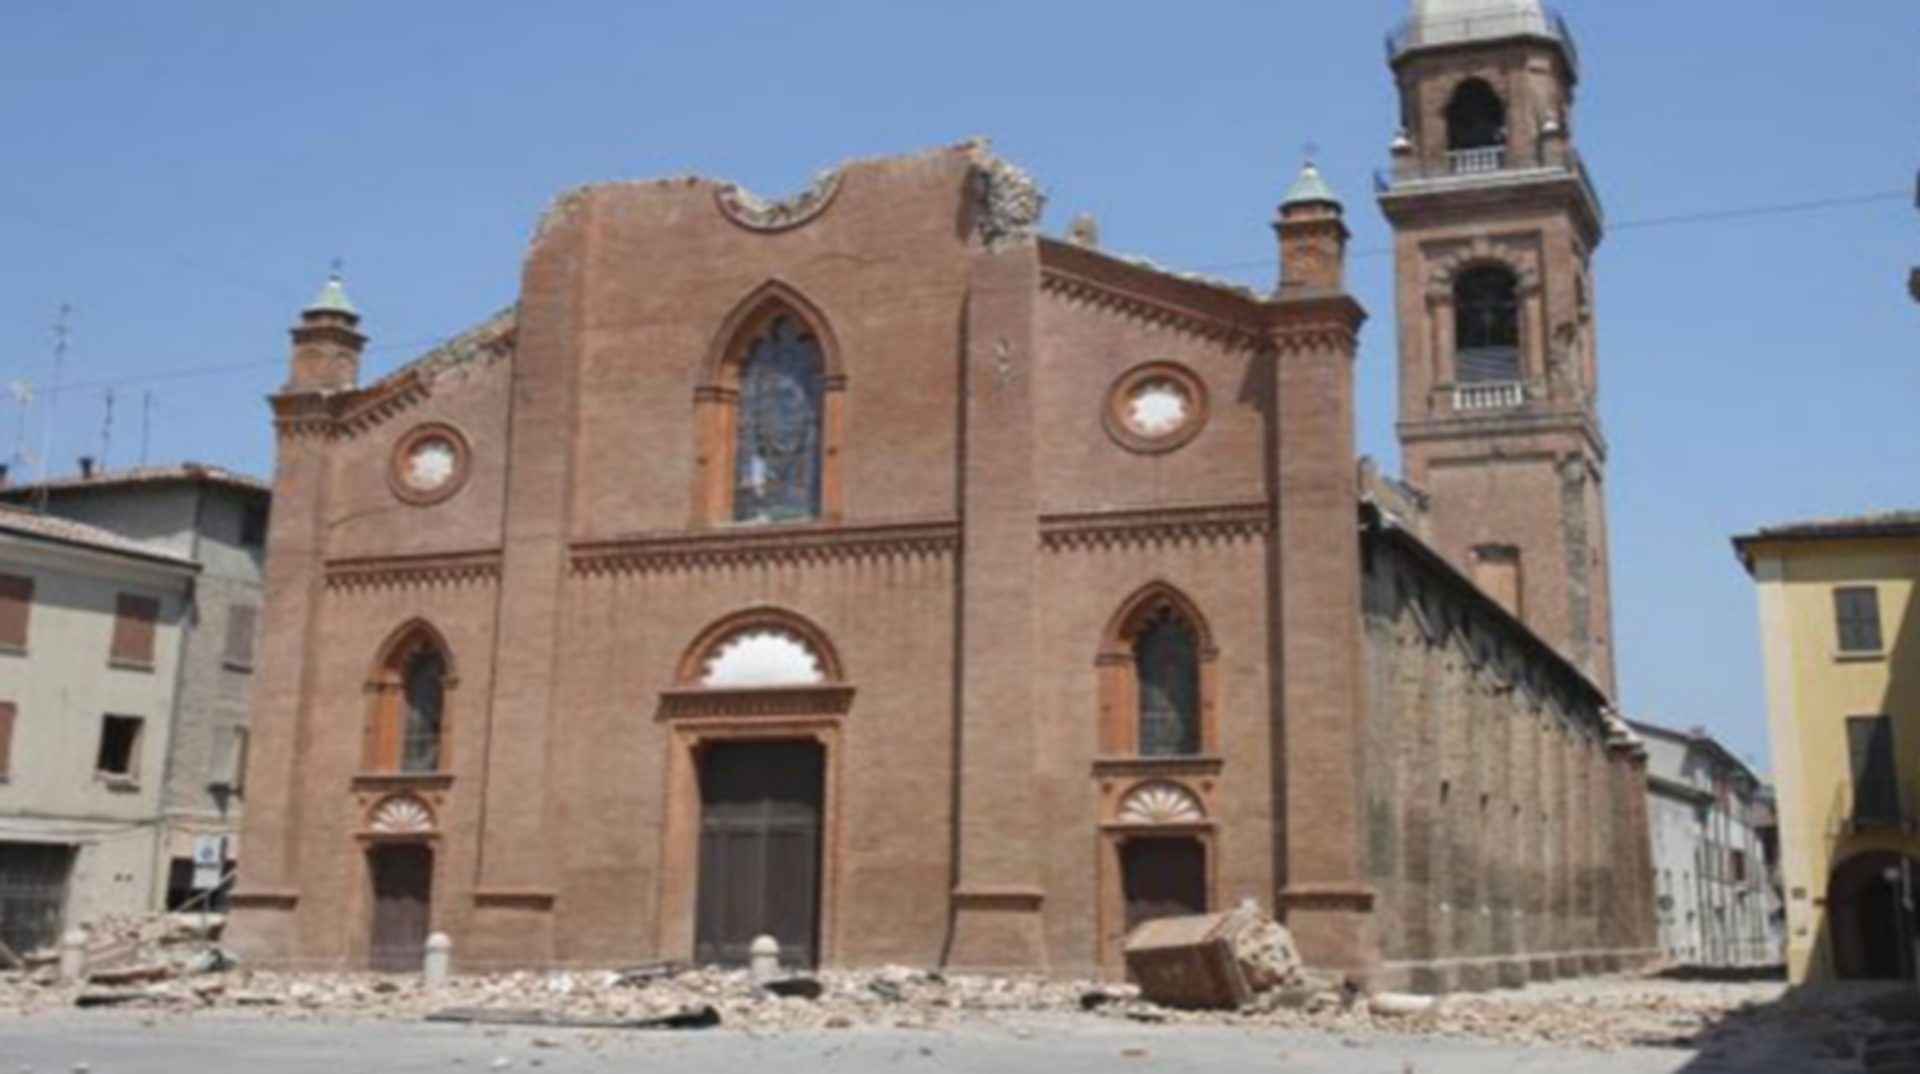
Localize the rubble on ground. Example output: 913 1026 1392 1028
0 914 1883 1055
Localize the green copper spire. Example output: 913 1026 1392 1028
1282 160 1342 210
304 271 357 317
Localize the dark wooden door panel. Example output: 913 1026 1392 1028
695 742 824 967
1122 837 1208 934
0 842 74 956
369 845 432 973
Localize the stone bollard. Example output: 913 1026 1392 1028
423 932 452 991
58 928 88 984
748 935 780 985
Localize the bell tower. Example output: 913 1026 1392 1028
1379 0 1614 693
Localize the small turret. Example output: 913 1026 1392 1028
285 272 365 394
1274 161 1349 295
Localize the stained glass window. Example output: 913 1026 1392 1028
1136 605 1200 757
401 648 445 773
734 317 825 524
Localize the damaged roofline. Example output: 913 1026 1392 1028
1361 494 1612 714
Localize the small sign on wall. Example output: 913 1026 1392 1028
191 835 227 891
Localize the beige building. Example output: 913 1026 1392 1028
1 465 271 914
1737 513 1920 983
0 506 197 956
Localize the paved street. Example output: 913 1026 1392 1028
0 1013 1849 1074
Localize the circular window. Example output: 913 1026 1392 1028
389 424 471 505
1105 362 1208 454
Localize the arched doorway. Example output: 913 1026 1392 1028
1829 851 1918 980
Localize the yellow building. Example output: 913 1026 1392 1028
1736 514 1920 983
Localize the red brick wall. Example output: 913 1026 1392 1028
230 142 1646 985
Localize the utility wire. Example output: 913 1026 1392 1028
2 185 1908 396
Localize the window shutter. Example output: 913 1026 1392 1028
1835 587 1884 653
0 701 14 778
1848 716 1899 820
0 574 33 651
212 726 249 790
111 594 160 667
224 605 258 669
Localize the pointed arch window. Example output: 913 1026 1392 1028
1135 606 1201 757
695 285 846 527
400 648 446 773
1099 587 1218 758
734 317 825 524
366 625 454 774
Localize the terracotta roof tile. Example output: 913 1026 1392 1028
0 506 197 567
0 462 269 498
1736 511 1920 546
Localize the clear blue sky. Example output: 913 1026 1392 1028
3 2 1916 766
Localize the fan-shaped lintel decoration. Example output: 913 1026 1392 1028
1117 781 1206 825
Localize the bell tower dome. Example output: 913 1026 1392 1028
1379 0 1615 693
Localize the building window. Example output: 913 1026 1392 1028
366 623 453 774
1445 78 1507 151
676 608 844 690
0 701 13 779
388 424 472 507
1099 585 1216 758
96 715 143 780
1135 605 1201 758
109 594 160 669
1847 715 1900 823
694 284 845 527
223 604 258 671
401 649 446 773
0 574 32 652
239 501 270 548
1454 266 1522 383
211 726 249 793
1834 587 1884 654
733 317 825 524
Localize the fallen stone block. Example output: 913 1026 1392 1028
1369 992 1440 1019
1123 906 1302 1010
1125 914 1254 1010
86 963 174 987
1230 910 1303 992
611 960 684 987
763 977 824 1000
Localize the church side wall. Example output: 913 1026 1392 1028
1361 524 1652 992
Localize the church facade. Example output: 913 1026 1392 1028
229 0 1656 990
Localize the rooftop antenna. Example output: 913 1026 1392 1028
32 304 71 513
99 388 115 472
7 381 31 477
139 390 155 467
